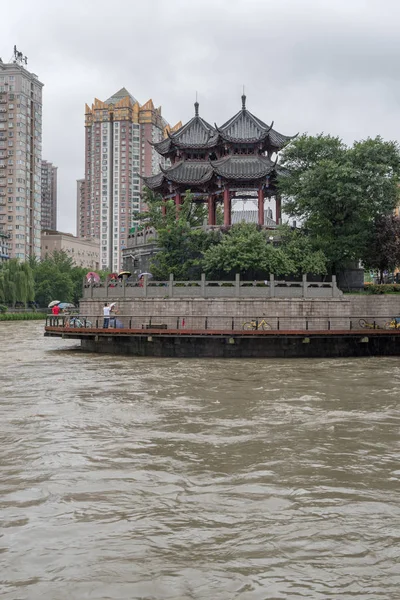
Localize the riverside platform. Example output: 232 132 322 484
44 319 400 358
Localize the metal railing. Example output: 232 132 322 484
45 315 400 332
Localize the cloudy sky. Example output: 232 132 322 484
3 0 400 233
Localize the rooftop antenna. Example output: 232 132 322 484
10 45 28 66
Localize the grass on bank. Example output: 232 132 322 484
0 312 46 321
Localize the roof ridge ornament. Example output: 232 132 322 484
194 101 199 117
241 85 246 110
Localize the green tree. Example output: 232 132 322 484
31 251 76 306
361 214 400 283
151 225 220 280
279 134 400 273
143 189 217 280
138 188 208 230
0 259 35 306
277 225 327 276
203 223 294 280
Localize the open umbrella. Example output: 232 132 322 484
138 272 153 279
48 300 61 308
109 302 117 310
86 272 100 283
118 271 131 278
58 302 75 309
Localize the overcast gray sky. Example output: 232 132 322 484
3 0 400 233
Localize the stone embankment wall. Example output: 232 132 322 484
79 295 400 330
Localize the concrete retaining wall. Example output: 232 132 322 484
80 332 400 358
78 295 399 331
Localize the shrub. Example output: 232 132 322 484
0 304 7 313
364 283 400 294
0 312 46 321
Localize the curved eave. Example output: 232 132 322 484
211 156 276 181
142 172 165 190
172 134 220 150
151 138 173 156
267 130 297 151
159 161 214 186
218 130 271 145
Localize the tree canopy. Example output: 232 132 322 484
361 214 400 283
279 134 400 273
202 223 327 280
0 259 35 306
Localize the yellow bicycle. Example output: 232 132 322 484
359 319 380 329
384 318 400 330
242 318 271 331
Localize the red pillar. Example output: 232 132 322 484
258 188 264 225
276 194 281 225
208 195 216 226
175 192 182 218
223 187 231 226
161 200 167 217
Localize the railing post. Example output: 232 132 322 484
235 273 240 298
270 273 275 298
332 275 337 298
168 273 174 298
201 273 206 297
302 274 308 298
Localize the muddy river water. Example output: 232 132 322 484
0 321 399 599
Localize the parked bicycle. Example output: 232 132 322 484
242 318 272 331
384 317 400 330
358 319 380 329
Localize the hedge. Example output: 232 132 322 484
0 313 46 321
363 283 400 294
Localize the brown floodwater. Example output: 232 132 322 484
0 321 399 599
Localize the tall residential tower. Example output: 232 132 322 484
41 160 57 230
81 88 181 272
0 50 43 260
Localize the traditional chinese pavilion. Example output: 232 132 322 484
143 95 294 227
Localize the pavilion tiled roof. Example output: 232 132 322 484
143 160 214 189
232 209 276 227
143 155 277 191
216 95 271 143
216 95 294 149
211 155 276 180
152 102 218 155
160 160 214 184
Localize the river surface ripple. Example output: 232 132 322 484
0 322 400 599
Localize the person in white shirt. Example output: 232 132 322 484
103 303 111 328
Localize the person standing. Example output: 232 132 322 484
103 303 110 328
51 303 60 326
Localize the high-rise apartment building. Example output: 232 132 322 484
76 178 86 237
41 160 57 230
81 88 181 272
0 53 43 260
